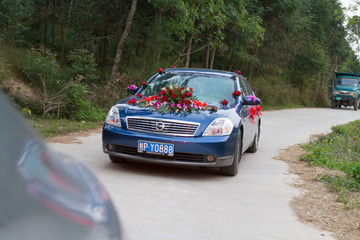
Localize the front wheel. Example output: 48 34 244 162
331 98 335 109
354 99 358 111
247 123 260 153
220 131 242 176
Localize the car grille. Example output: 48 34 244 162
113 145 205 162
126 117 199 136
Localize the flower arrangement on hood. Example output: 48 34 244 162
127 85 218 114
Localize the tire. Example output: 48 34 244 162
220 130 242 176
109 155 126 163
331 98 335 109
247 123 260 153
354 99 358 111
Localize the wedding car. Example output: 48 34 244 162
102 68 261 176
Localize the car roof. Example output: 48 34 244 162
164 68 236 78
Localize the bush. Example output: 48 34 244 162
20 48 62 92
67 49 98 82
62 83 106 121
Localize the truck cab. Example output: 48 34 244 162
331 72 360 111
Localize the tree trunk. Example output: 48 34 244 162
60 0 74 66
204 40 210 68
60 0 65 65
185 35 193 68
111 0 137 80
210 47 216 69
248 45 259 82
43 0 49 49
50 0 56 49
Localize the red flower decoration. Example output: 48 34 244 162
236 70 241 75
183 92 187 96
187 92 192 97
169 89 173 94
137 93 142 98
158 68 163 74
161 90 167 95
222 99 228 105
185 99 191 105
142 81 146 85
155 96 160 100
180 95 185 99
128 98 136 104
172 65 175 68
161 96 168 102
171 93 177 98
178 87 184 92
232 91 241 98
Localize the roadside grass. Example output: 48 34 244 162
27 117 103 138
300 120 360 208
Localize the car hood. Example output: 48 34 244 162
334 85 359 92
115 97 239 136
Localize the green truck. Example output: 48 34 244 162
331 72 360 111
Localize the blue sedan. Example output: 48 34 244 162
102 68 261 176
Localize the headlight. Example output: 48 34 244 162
203 118 234 136
105 106 121 127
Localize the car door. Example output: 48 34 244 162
239 77 254 150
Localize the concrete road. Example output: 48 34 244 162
49 108 360 240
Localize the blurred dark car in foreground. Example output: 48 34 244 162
0 91 121 240
103 68 261 176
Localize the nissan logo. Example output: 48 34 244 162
155 122 165 131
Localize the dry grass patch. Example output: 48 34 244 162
276 144 360 240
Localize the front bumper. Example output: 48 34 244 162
102 124 237 167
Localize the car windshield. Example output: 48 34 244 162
336 78 359 86
141 72 236 105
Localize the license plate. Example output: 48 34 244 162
336 97 341 100
138 140 174 156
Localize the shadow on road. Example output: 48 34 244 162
102 160 227 181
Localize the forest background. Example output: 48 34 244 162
1 0 360 125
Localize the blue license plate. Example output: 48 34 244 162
138 140 174 156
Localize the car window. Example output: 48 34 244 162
239 77 251 95
336 78 358 86
243 79 254 96
141 73 236 105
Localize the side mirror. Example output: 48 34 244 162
243 96 261 105
127 84 139 95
